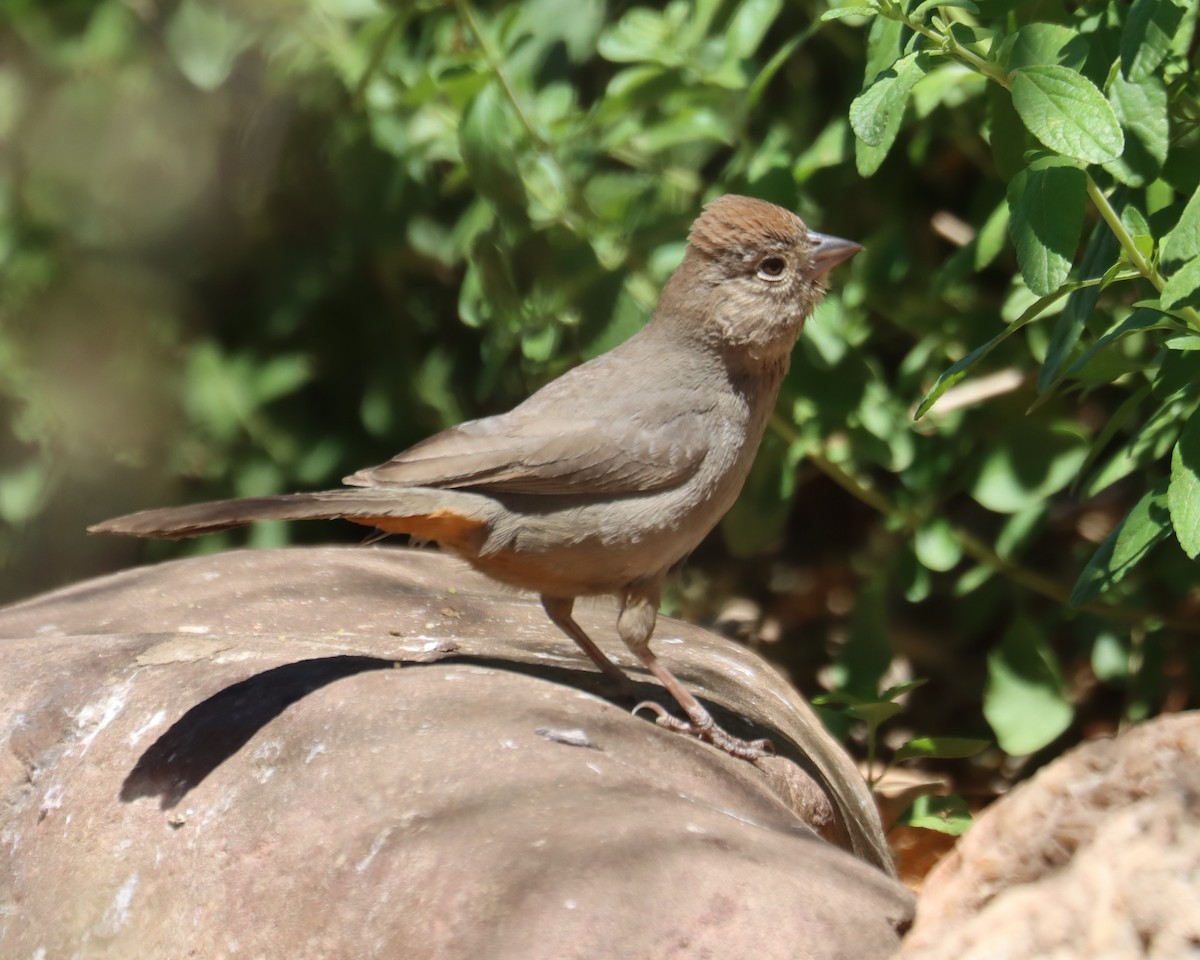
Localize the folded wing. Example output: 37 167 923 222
345 413 708 496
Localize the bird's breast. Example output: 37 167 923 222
462 378 779 597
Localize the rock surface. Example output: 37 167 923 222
0 545 911 959
898 712 1200 960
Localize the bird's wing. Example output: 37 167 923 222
344 410 708 495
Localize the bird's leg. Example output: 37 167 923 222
618 591 773 761
541 595 632 686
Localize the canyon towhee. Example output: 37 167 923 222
91 194 861 758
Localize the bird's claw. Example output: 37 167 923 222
633 701 774 760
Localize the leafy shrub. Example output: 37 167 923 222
1 0 1196 776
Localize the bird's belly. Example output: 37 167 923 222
469 458 750 597
466 540 651 597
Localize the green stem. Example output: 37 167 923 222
454 0 581 233
455 0 542 147
1087 176 1200 333
351 12 404 109
772 415 1200 635
890 4 1200 334
1087 176 1162 291
882 2 1009 87
937 27 1007 87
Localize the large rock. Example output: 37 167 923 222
0 546 911 959
898 712 1200 959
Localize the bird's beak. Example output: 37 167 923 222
807 232 863 279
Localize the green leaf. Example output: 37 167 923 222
254 354 312 404
909 0 978 21
1161 185 1200 266
317 0 385 16
878 678 929 701
855 132 892 178
913 62 983 118
1104 72 1169 187
812 691 863 708
1007 157 1086 296
847 700 903 726
792 117 852 183
0 460 48 524
597 7 673 64
358 380 392 437
818 682 908 725
459 83 528 212
1121 0 1187 82
1081 385 1154 498
998 23 1086 72
725 0 784 58
914 517 963 571
852 14 904 176
969 423 1088 514
984 617 1073 755
1090 362 1200 503
1171 0 1200 58
953 564 994 596
516 0 606 64
1091 630 1131 682
946 22 998 51
1152 341 1200 401
1122 204 1151 241
855 377 915 470
747 24 821 109
850 53 928 147
899 547 932 602
165 0 254 90
1168 413 1200 559
862 9 903 80
630 108 733 152
915 282 1085 418
185 343 251 441
604 63 665 98
414 347 467 427
995 503 1047 560
896 794 973 836
1118 204 1155 268
893 737 989 762
519 323 559 363
1065 307 1173 379
1010 66 1124 164
1038 221 1117 393
1098 262 1139 289
973 199 1010 270
520 155 568 223
915 341 998 419
1071 482 1172 605
986 83 1028 182
1161 258 1200 311
820 4 878 20
165 0 252 91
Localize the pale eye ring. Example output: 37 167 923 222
756 256 787 281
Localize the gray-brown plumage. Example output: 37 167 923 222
90 194 861 758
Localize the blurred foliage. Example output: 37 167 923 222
1 0 1197 788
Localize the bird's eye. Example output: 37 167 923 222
756 256 787 281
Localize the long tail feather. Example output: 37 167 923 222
88 488 496 541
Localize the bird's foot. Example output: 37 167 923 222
633 700 774 760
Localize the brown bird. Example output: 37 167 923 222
90 194 861 759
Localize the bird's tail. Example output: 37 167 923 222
88 487 498 551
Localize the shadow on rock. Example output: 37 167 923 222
121 655 396 808
120 649 790 812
